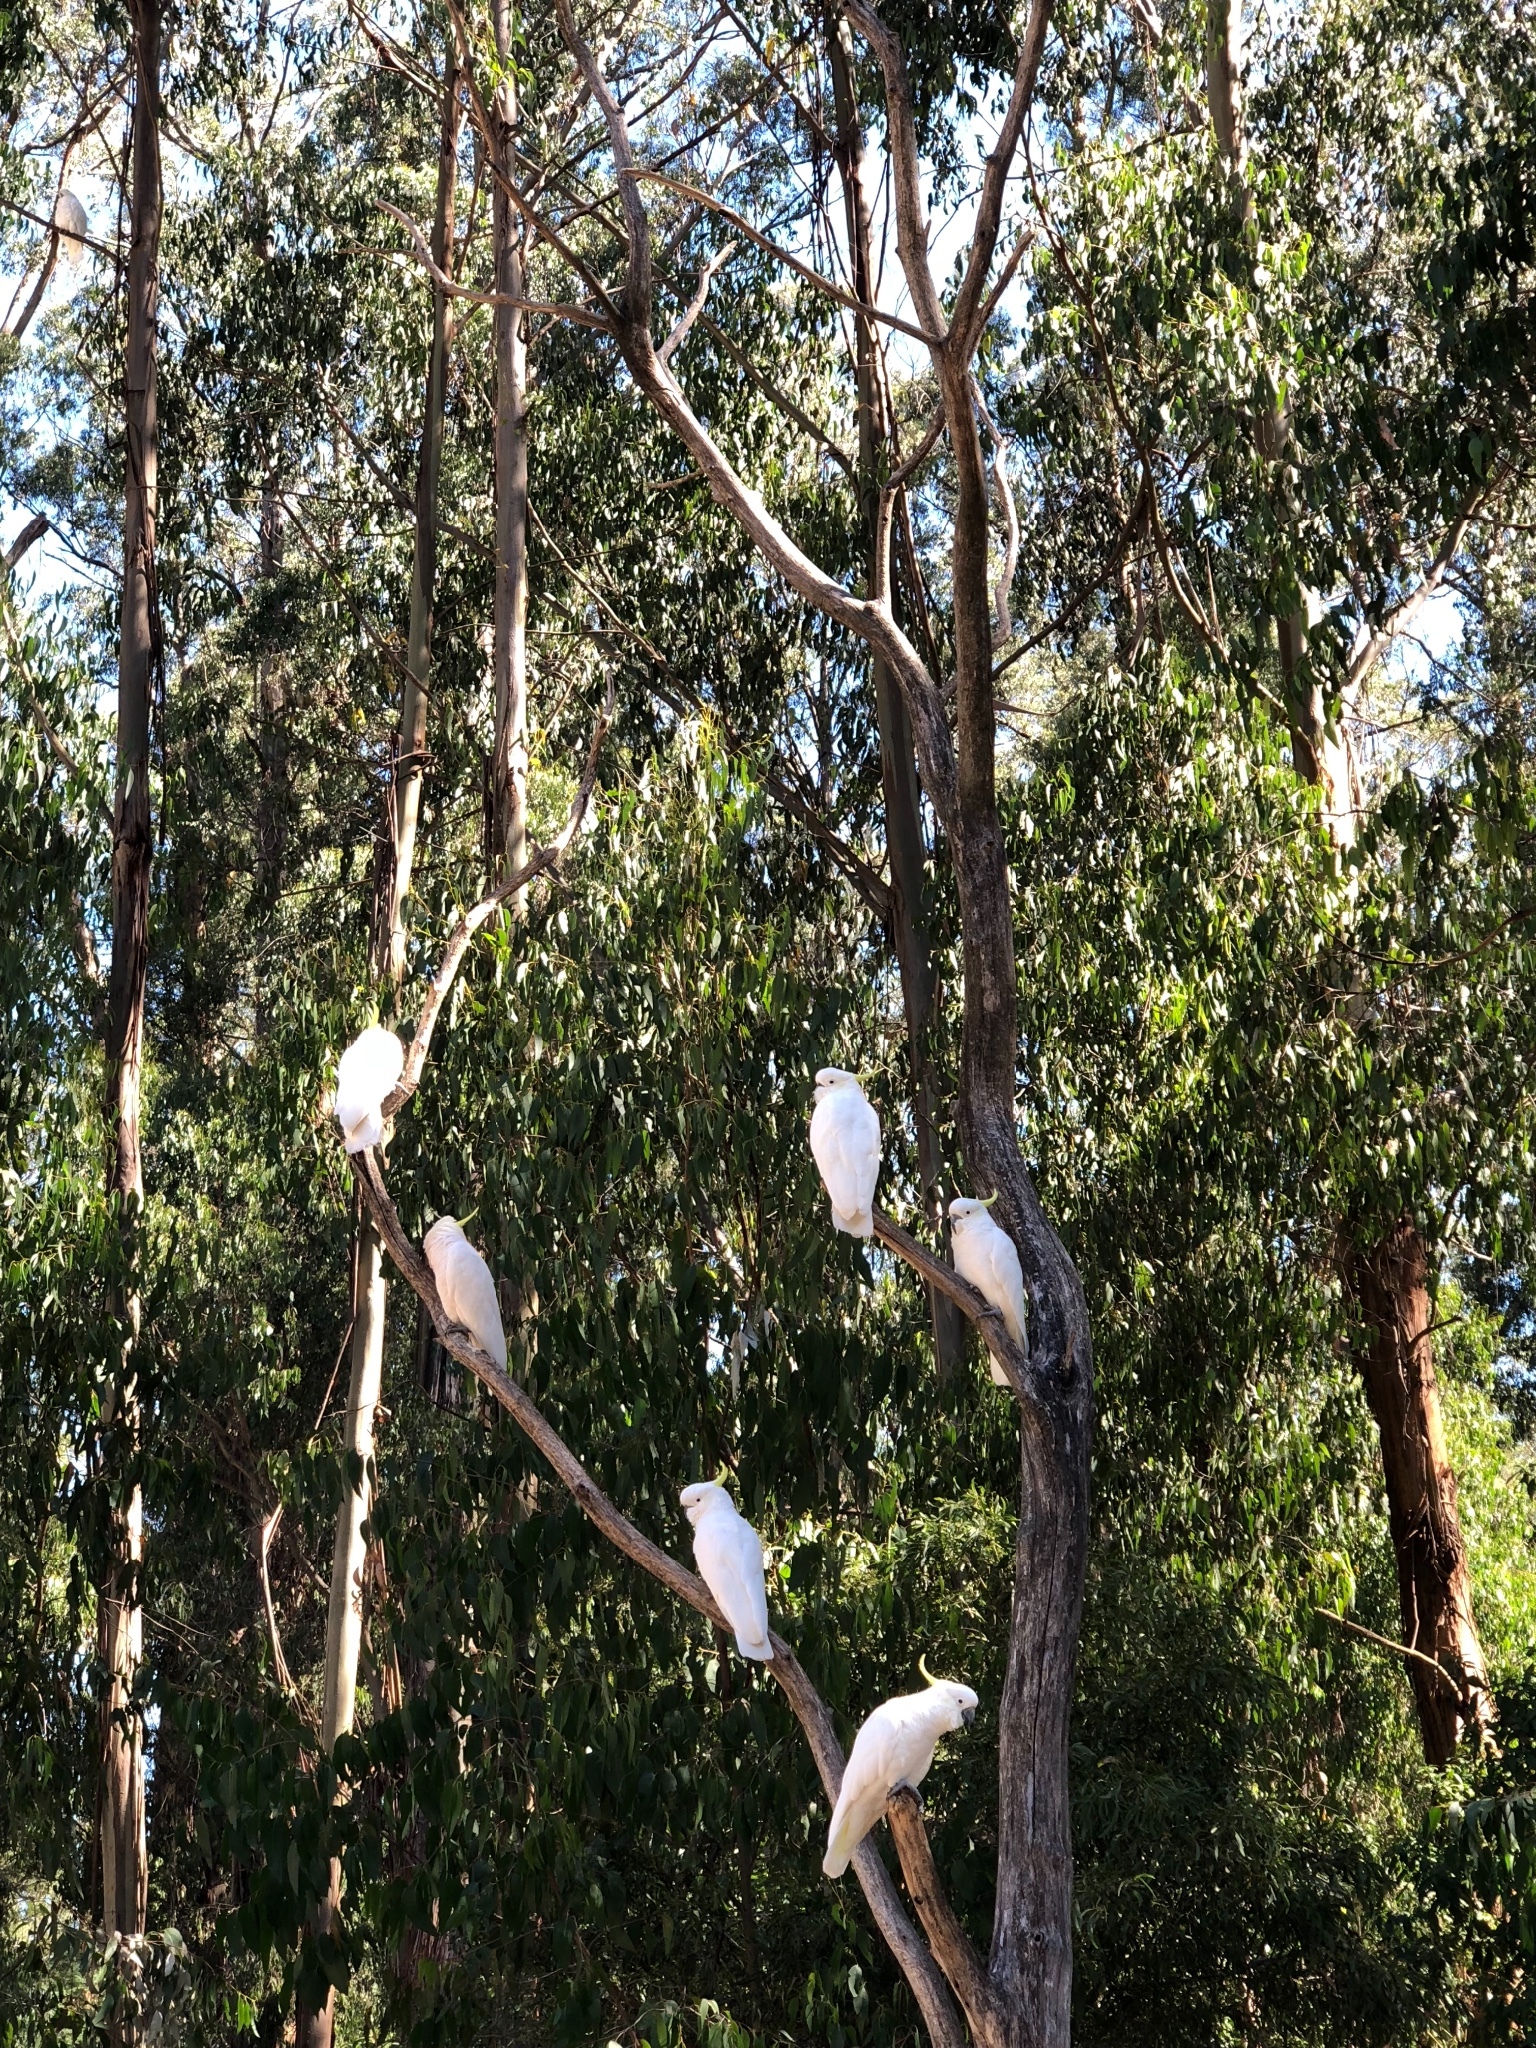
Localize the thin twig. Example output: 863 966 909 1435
381 685 615 1117
1313 1606 1460 1694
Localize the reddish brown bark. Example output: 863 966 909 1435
1201 12 1490 1767
1343 1217 1495 1764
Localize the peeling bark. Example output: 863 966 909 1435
1342 1218 1495 1764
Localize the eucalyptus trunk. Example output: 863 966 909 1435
1343 1218 1493 1761
1206 0 1490 1764
297 63 459 2048
828 16 963 1378
97 0 161 2018
490 0 529 894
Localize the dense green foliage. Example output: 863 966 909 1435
3 0 1536 2043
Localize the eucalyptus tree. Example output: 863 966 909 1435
5 0 1536 2043
991 0 1536 1764
368 2 1097 2041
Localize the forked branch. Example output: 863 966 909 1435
552 0 960 835
347 1144 965 2048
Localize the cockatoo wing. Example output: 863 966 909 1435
886 1693 946 1790
983 1225 1027 1346
348 1107 386 1154
823 1686 974 1872
809 1089 881 1237
953 1215 1026 1378
335 1026 404 1151
433 1238 507 1369
693 1511 773 1660
823 1707 902 1877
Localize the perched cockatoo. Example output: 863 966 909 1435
422 1217 507 1370
949 1195 1027 1386
680 1481 773 1661
809 1068 881 1238
53 190 88 270
823 1667 980 1878
333 1025 404 1153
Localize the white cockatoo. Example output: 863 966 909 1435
949 1195 1027 1386
809 1068 881 1238
680 1481 773 1661
422 1217 507 1370
53 190 88 270
823 1667 980 1878
333 1025 404 1153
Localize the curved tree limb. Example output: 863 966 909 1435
872 1206 1029 1397
888 1788 1002 2043
658 239 736 364
376 198 614 329
635 168 943 346
553 0 959 839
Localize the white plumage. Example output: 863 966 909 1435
680 1481 773 1660
53 190 87 270
809 1068 881 1238
950 1196 1027 1386
823 1677 979 1878
334 1025 404 1153
422 1217 507 1370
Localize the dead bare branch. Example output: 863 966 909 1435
4 513 50 569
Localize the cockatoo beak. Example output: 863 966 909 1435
961 1704 976 1727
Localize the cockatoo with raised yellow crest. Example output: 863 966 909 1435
809 1068 880 1238
680 1481 773 1660
949 1194 1026 1386
422 1217 506 1370
823 1667 979 1878
334 1025 404 1153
